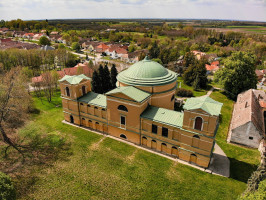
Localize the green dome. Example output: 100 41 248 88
117 57 177 86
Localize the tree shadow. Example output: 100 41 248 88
229 157 258 183
0 138 73 199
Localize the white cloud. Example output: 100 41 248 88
0 0 265 21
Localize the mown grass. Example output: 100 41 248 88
177 77 209 97
8 92 259 199
210 90 260 183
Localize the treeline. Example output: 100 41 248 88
0 49 79 75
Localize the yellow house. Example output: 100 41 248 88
59 57 223 168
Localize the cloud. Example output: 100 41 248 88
0 0 265 21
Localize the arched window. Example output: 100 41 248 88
82 86 86 95
70 115 74 123
171 94 175 101
193 135 200 139
95 107 98 109
80 103 83 106
194 117 203 131
171 146 178 156
102 108 106 111
89 120 92 122
118 105 128 112
120 134 127 139
66 87 70 97
190 153 197 164
87 105 91 107
96 122 99 124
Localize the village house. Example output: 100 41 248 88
228 89 266 148
205 61 220 74
192 50 206 60
59 57 223 168
82 41 99 51
32 63 94 85
95 43 109 53
23 33 35 39
0 39 40 50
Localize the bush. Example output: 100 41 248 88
176 88 193 97
0 172 16 200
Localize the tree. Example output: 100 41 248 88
0 67 31 156
214 51 257 99
39 36 51 46
71 42 80 52
183 58 208 89
58 43 65 49
41 71 58 102
98 65 105 94
177 22 184 29
183 51 196 69
110 64 118 89
102 65 112 93
149 41 160 59
91 70 101 93
0 172 16 200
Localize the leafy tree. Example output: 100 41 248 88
183 51 196 69
71 42 80 52
39 36 51 46
58 43 65 49
110 64 118 89
0 172 16 200
214 51 257 99
178 22 184 29
91 70 101 93
149 41 160 59
183 58 208 89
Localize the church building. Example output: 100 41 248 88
59 57 223 168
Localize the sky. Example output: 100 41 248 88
0 0 265 22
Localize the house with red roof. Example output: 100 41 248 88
205 61 220 74
95 43 109 53
23 33 35 39
32 63 94 84
228 89 266 148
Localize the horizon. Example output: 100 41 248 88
0 0 265 22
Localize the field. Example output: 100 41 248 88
207 25 266 35
0 91 260 200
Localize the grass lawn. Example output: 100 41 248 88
2 91 260 199
210 90 260 183
177 77 209 97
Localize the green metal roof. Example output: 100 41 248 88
141 106 184 127
59 74 90 85
78 92 106 108
183 96 223 116
117 57 177 86
106 86 151 103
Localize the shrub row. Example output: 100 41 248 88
176 88 193 97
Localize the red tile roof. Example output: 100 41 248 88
205 64 219 71
32 63 94 83
231 89 266 135
211 60 219 66
96 43 109 52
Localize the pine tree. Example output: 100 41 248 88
110 64 118 89
98 64 105 94
102 64 111 93
91 71 101 93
